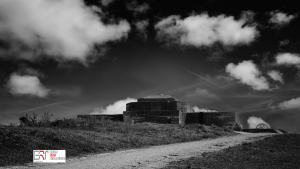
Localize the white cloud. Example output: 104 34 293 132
193 106 217 112
186 88 220 101
155 13 258 47
275 53 300 66
135 20 149 40
269 11 297 26
226 60 270 90
267 70 284 83
135 20 149 32
6 73 50 98
278 97 300 110
193 106 205 112
0 0 130 64
247 116 271 129
90 98 136 114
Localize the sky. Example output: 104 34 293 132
0 0 300 133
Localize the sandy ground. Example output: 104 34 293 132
9 133 275 169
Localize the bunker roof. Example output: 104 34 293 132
138 94 178 102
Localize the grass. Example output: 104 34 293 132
0 118 234 167
163 134 300 169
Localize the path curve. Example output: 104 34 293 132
14 133 275 169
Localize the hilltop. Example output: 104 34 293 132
0 118 234 167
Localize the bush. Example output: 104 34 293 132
20 112 54 127
38 112 53 126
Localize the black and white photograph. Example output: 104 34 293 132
0 0 300 168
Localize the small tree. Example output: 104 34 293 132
39 112 54 126
27 113 38 126
19 112 54 127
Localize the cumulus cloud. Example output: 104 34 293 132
268 70 284 83
155 13 258 47
193 106 217 112
247 116 271 129
278 97 300 110
193 106 205 112
226 60 270 90
186 88 220 101
269 11 297 27
6 73 50 98
135 20 149 40
275 53 300 67
0 0 130 64
90 98 136 114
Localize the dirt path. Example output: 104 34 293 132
14 133 275 169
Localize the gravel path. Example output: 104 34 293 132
13 133 275 169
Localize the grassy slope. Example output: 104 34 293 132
164 134 300 169
0 122 234 167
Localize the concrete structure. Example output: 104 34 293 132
123 94 236 127
123 94 187 125
241 123 286 133
185 112 236 127
76 94 236 127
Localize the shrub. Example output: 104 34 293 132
38 112 54 126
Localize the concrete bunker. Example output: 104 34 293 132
76 94 237 127
123 94 236 127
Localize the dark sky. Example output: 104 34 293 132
0 0 300 133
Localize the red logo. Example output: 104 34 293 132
33 150 48 160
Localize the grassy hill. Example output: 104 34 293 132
164 133 300 169
0 118 234 167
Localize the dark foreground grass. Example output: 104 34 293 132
0 122 234 167
163 134 300 169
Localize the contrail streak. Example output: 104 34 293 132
16 101 72 114
168 81 208 94
173 63 238 95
